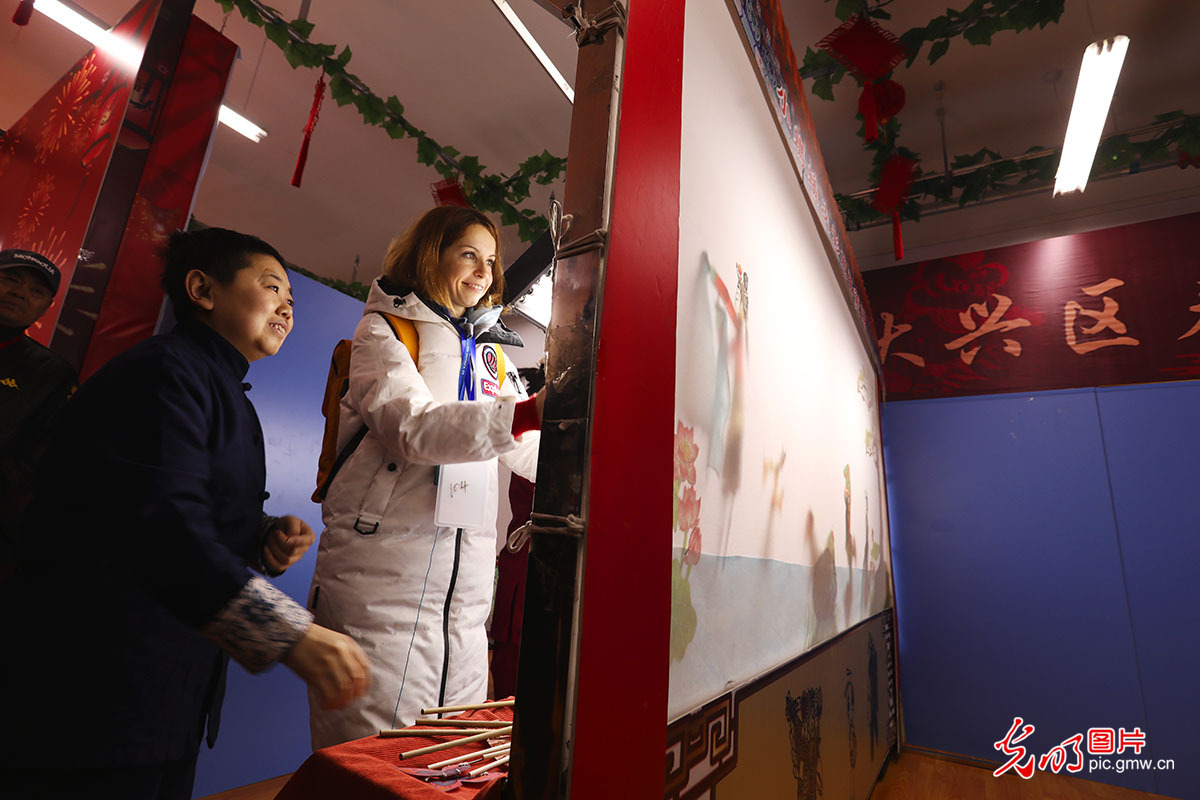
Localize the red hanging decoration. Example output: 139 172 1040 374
857 79 906 142
291 71 326 188
12 0 34 26
431 179 471 208
817 13 908 143
1179 149 1200 169
871 154 916 261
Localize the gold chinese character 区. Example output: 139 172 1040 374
1064 278 1140 355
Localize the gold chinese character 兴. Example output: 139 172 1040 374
944 294 1030 365
1064 278 1140 355
878 312 926 367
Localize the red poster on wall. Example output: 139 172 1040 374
863 212 1200 400
0 0 160 346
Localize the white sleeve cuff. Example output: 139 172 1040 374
487 396 519 453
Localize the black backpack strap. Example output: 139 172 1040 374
316 312 407 502
316 424 368 501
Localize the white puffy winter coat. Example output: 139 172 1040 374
308 278 539 749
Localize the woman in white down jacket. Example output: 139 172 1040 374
308 207 541 748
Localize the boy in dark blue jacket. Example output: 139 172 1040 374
0 228 370 799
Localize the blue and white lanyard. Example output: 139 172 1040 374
457 324 477 402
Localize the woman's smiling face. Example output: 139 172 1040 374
438 224 496 317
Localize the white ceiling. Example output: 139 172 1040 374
3 0 1197 283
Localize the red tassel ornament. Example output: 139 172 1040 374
12 0 34 26
891 210 904 261
859 83 880 142
871 154 916 261
858 79 905 142
291 71 326 188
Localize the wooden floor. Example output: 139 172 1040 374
197 774 290 800
872 751 1180 800
198 751 1180 800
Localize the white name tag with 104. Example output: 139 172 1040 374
434 342 503 528
434 460 490 529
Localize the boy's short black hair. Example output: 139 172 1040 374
161 227 286 320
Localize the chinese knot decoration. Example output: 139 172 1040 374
817 13 908 143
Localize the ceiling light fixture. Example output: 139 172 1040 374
33 0 142 70
1054 35 1129 195
31 0 268 142
217 105 268 142
491 0 574 104
512 269 553 329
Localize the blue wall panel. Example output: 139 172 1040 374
1095 381 1200 799
192 270 363 797
882 390 1153 792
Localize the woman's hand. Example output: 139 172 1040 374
283 624 371 710
263 515 315 573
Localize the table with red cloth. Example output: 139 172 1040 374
275 705 513 800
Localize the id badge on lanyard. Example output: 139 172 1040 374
434 331 493 529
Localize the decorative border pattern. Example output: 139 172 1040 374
665 693 738 800
729 0 879 367
665 611 896 798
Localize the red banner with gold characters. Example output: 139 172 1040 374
862 212 1200 400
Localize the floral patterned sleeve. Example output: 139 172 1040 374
202 576 313 673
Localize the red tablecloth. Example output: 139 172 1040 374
275 707 512 800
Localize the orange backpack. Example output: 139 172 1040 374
312 312 417 502
312 312 507 502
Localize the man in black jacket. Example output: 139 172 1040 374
0 249 76 561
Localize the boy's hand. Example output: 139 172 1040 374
284 624 371 710
263 515 315 573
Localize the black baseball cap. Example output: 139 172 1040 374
0 249 61 294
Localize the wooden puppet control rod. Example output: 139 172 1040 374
421 698 515 714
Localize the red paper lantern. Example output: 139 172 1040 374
12 0 34 26
431 179 471 208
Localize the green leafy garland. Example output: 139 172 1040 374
797 1 1198 229
214 0 567 243
801 0 1066 101
836 112 1200 227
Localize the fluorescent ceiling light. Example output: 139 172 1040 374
218 105 268 142
32 0 267 142
1054 35 1129 195
511 269 553 329
34 0 142 70
491 0 574 104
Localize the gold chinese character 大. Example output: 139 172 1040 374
1178 281 1200 341
878 312 926 367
